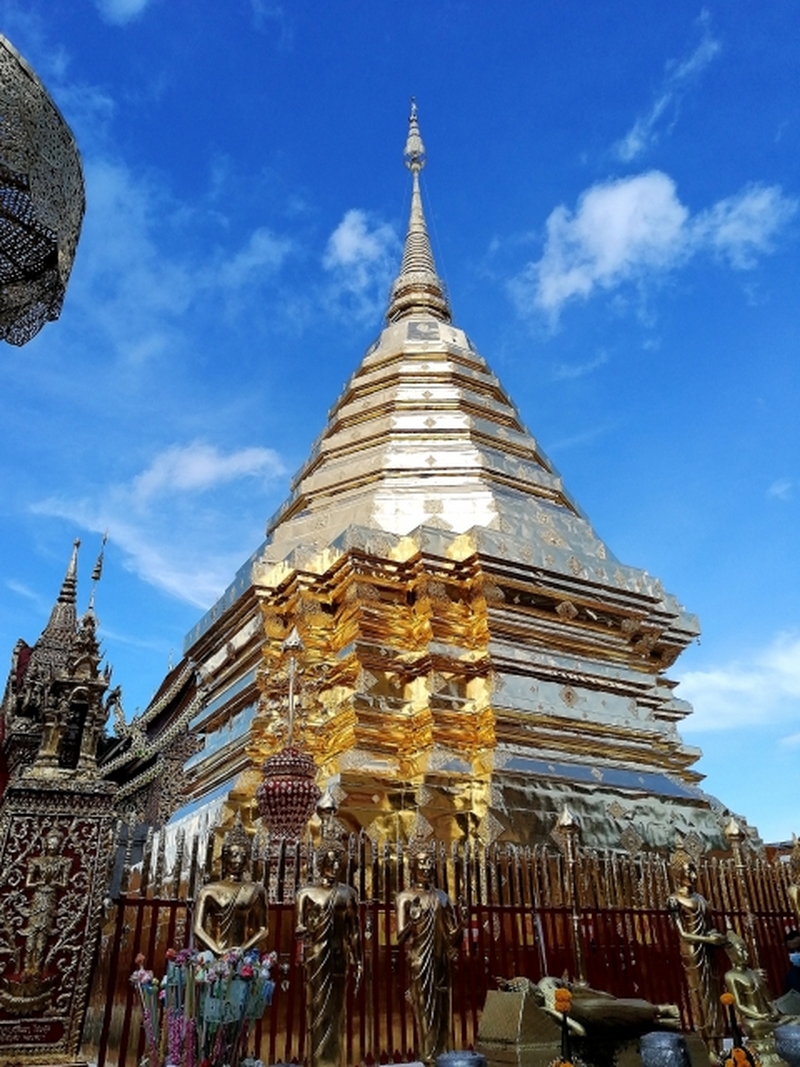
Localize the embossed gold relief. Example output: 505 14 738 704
241 501 715 846
249 546 503 835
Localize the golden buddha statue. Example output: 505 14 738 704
722 931 784 1037
396 845 462 1065
666 846 727 1049
295 839 362 1067
193 815 268 956
721 929 800 1067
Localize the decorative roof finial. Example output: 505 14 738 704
403 98 426 173
42 539 80 637
26 539 81 675
386 100 451 325
61 539 80 603
87 531 107 613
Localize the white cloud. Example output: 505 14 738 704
250 2 294 47
70 158 295 363
552 352 609 381
511 172 797 321
323 209 400 322
768 478 793 501
131 442 284 504
5 580 48 611
94 0 154 26
677 632 800 733
694 185 799 268
615 21 721 162
217 227 292 289
32 443 286 607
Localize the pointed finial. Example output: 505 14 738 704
317 789 339 840
386 101 451 325
556 804 578 831
42 538 80 631
283 624 304 747
282 625 304 654
59 539 80 603
403 98 426 173
32 539 81 663
87 531 107 612
724 815 745 844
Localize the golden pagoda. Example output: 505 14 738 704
153 105 734 853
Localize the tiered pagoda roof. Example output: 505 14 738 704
159 106 740 852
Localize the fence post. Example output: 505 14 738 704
724 816 760 968
556 805 586 984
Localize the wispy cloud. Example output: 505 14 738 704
615 16 721 162
546 424 611 454
678 631 800 733
32 443 286 607
250 2 294 47
510 172 797 322
552 352 610 381
768 478 793 501
94 0 154 27
323 209 401 322
694 185 798 268
217 228 292 290
69 158 295 364
5 579 48 612
131 442 283 503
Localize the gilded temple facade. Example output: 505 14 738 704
159 107 735 853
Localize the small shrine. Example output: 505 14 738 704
0 540 117 1064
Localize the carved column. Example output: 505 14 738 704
0 775 117 1066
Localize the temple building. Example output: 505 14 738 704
11 107 746 854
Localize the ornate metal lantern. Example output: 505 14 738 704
256 745 322 841
0 35 85 345
255 627 321 841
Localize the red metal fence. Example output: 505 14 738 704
80 832 799 1066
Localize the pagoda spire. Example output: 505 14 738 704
43 538 80 636
386 100 451 325
24 538 82 676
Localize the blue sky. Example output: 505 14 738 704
1 1 798 844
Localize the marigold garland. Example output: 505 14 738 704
719 990 760 1067
554 988 573 1013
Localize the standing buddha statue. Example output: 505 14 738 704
396 843 462 1065
666 846 727 1052
295 838 362 1067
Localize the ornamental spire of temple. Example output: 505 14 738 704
386 100 451 325
43 538 79 638
23 538 81 680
